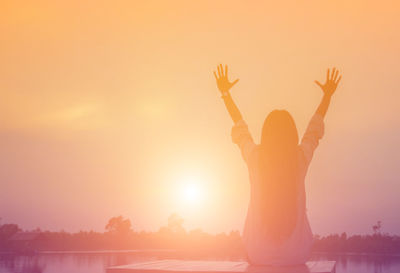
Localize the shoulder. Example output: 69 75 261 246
247 144 260 164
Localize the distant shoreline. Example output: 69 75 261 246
40 249 178 254
1 250 400 258
313 251 400 258
0 249 177 255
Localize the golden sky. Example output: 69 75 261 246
1 0 399 235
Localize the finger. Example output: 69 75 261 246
335 75 342 85
331 67 336 81
225 65 228 77
315 80 323 88
232 78 239 87
213 71 218 80
220 64 224 77
326 69 330 82
217 65 222 77
333 69 339 82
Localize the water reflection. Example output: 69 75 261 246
311 253 400 273
0 252 400 273
0 255 44 273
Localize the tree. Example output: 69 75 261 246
167 213 185 233
105 216 132 235
372 221 382 235
0 223 21 241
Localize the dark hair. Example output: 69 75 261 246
258 110 299 244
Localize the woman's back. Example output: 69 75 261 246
232 114 324 265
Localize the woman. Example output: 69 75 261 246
213 65 341 265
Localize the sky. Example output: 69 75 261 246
0 0 399 236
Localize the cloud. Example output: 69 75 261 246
36 103 105 131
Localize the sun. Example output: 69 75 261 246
180 176 203 204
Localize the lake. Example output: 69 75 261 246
1 251 400 273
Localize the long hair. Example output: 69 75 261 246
258 110 299 244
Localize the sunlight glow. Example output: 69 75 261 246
181 177 204 204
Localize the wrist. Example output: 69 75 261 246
221 91 230 98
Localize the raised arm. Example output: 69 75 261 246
213 64 242 123
314 67 342 118
299 68 342 166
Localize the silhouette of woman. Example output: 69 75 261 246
213 65 341 265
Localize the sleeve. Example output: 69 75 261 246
299 113 325 166
231 119 256 163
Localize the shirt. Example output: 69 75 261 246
231 113 325 265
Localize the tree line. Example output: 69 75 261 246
1 215 399 256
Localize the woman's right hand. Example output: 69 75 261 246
314 67 342 118
213 64 239 94
315 67 342 97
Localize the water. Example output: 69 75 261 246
312 253 400 273
1 251 400 273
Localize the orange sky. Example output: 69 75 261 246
1 0 399 235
